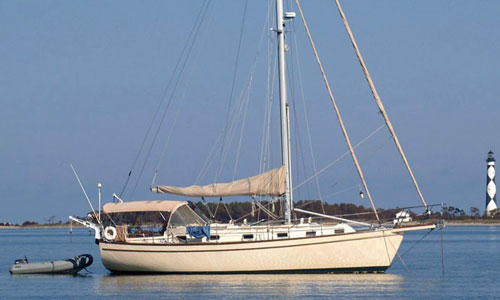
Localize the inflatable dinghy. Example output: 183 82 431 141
9 254 93 275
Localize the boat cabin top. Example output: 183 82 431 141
102 200 205 237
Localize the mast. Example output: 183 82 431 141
276 0 293 223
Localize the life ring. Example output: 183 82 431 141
104 226 117 241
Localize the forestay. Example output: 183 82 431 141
152 165 286 197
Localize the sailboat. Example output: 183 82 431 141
71 0 437 274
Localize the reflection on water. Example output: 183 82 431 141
97 273 404 298
2 227 500 299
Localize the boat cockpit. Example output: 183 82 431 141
98 200 355 245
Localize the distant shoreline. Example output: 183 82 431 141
0 224 85 229
445 221 500 226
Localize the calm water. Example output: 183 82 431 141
0 226 499 299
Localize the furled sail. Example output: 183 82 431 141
152 165 286 197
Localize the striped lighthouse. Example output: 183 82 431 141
486 151 498 217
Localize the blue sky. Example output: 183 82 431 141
1 0 499 223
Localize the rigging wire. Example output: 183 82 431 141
400 228 435 257
232 3 272 181
223 202 233 221
212 3 266 186
333 0 428 210
296 0 379 221
232 69 255 180
216 0 249 183
440 225 445 276
386 235 410 272
118 0 211 198
290 14 324 212
285 13 302 203
286 0 305 202
215 59 259 184
322 184 359 199
130 1 212 199
287 46 309 207
195 133 223 184
359 134 392 166
294 123 385 191
260 57 278 176
291 103 311 200
217 70 255 182
261 51 278 177
196 1 272 187
259 1 276 178
319 134 391 201
151 5 218 186
290 90 309 201
215 87 249 181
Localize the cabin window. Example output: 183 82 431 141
277 232 288 238
176 235 187 241
101 211 171 237
210 235 220 240
334 229 344 234
169 205 206 228
306 231 316 237
243 234 254 239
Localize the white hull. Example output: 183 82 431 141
99 225 433 273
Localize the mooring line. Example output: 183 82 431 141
400 228 435 257
440 226 445 276
387 236 409 272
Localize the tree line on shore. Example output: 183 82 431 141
191 201 496 223
3 201 498 227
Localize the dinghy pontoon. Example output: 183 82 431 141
9 254 93 275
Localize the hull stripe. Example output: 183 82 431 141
101 233 403 253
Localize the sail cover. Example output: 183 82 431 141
153 165 286 197
103 200 187 214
